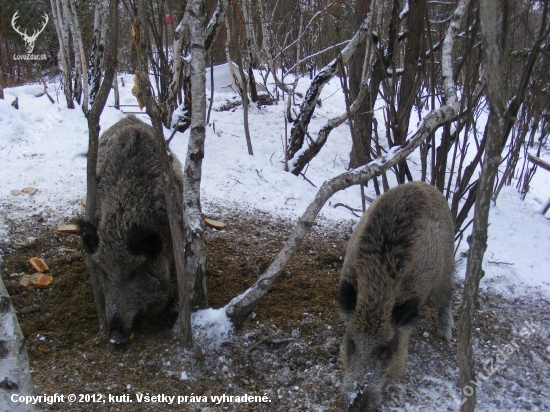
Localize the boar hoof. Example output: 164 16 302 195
109 330 132 345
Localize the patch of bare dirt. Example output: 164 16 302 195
1 207 549 411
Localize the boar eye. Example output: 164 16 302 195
376 343 392 360
346 336 356 356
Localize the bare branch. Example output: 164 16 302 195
274 3 333 60
287 8 376 160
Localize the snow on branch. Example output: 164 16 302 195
205 0 229 51
285 40 351 75
224 0 470 328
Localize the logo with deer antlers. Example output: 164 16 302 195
11 11 49 54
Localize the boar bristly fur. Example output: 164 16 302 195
338 181 454 411
77 115 184 344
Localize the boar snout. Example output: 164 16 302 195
349 390 381 412
108 313 142 345
340 384 381 412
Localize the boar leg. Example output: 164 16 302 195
432 275 453 343
387 330 410 381
87 257 107 333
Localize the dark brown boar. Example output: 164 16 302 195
338 181 454 411
77 115 184 344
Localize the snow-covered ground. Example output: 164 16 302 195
1 67 549 410
1 69 548 297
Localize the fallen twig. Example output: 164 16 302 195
247 331 281 353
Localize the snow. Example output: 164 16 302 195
399 0 409 20
205 62 267 94
191 308 234 347
0 68 549 298
0 66 549 410
457 186 550 296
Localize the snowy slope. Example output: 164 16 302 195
1 70 548 298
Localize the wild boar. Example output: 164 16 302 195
338 181 454 411
77 115 183 344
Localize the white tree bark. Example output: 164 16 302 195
205 0 229 50
99 0 109 46
0 280 34 412
88 0 107 106
225 13 254 155
61 0 89 112
184 0 209 309
291 81 367 175
225 0 468 328
166 0 228 129
50 0 73 108
291 28 376 176
166 11 189 125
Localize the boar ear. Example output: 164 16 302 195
127 229 163 259
391 297 420 332
76 219 99 254
338 279 357 319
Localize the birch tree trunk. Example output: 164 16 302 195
0 280 34 412
183 0 209 309
88 0 108 107
50 0 74 109
458 0 506 410
226 0 469 327
62 0 89 112
166 0 228 132
291 80 367 176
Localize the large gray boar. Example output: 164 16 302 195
338 181 454 411
77 115 184 344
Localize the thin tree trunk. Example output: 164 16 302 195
225 12 253 155
85 0 119 223
291 82 367 175
62 0 89 112
184 0 209 310
458 0 506 410
88 0 107 107
134 0 193 345
113 74 120 110
50 0 74 109
393 0 427 183
207 53 214 125
349 0 373 169
0 279 34 412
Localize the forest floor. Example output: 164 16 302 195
1 204 549 411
